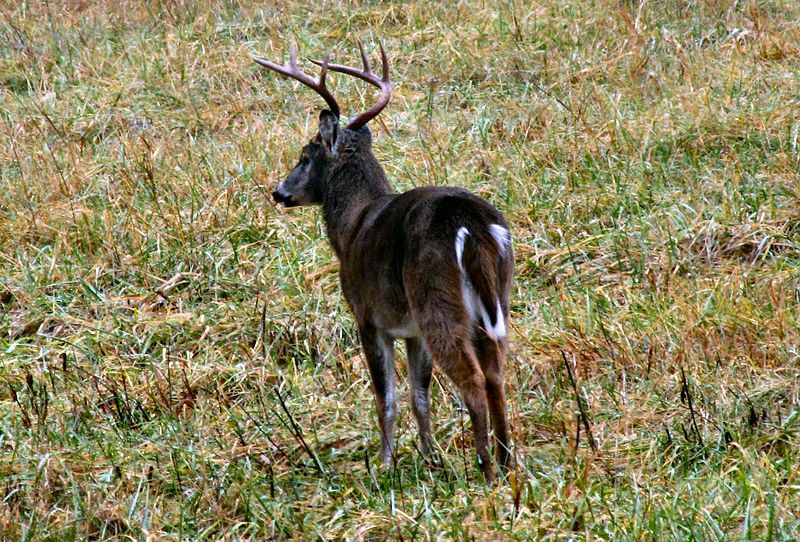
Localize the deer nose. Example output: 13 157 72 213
272 189 287 203
272 189 295 207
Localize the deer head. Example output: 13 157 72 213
253 41 391 208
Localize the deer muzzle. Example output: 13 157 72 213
272 189 299 208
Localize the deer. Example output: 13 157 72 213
254 40 514 482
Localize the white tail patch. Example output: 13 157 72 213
491 300 507 339
478 299 506 340
486 224 509 338
455 226 507 340
455 227 469 271
489 224 511 255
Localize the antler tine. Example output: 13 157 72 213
289 41 298 68
253 41 340 118
310 40 392 130
318 51 330 88
358 40 372 74
379 41 389 82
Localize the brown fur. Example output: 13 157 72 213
257 45 514 479
272 110 514 481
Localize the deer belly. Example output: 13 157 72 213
385 317 421 339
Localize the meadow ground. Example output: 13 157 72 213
2 0 800 539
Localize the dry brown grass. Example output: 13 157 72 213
2 0 800 539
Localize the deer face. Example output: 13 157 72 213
272 111 339 207
255 41 390 208
272 140 327 207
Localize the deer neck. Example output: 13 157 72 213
322 156 392 257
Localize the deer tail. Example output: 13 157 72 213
455 223 511 340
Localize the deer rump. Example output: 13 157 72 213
340 186 512 343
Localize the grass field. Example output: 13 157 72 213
2 0 800 539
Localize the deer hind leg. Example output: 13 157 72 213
474 331 511 473
405 337 435 460
414 315 493 481
359 324 396 467
440 341 492 481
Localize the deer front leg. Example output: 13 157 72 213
405 337 435 460
359 324 396 467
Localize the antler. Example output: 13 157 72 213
311 40 391 130
253 42 340 118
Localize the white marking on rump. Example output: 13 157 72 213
489 224 511 255
455 227 469 271
455 225 507 340
461 280 479 324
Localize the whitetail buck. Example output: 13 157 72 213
254 41 514 481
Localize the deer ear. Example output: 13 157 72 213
318 110 339 154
